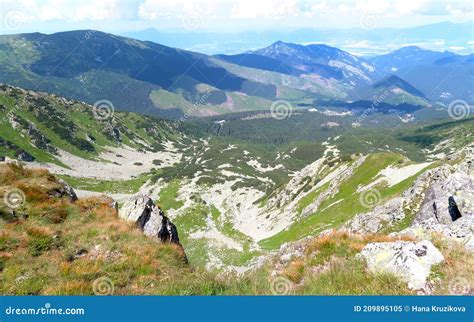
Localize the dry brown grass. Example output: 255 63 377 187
282 259 305 283
44 280 91 295
306 229 415 255
29 200 70 223
430 233 474 295
0 164 52 185
0 164 191 295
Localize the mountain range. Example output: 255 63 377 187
1 82 473 295
124 21 473 56
0 30 473 120
0 24 473 296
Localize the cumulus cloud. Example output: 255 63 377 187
230 0 299 19
1 0 137 22
138 0 218 20
0 0 471 31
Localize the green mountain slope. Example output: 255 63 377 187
1 84 472 272
0 31 327 118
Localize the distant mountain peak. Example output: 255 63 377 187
373 75 426 98
395 46 423 52
250 40 374 85
271 40 289 46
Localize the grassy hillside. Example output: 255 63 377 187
1 163 470 295
0 84 181 164
259 153 434 249
1 84 472 274
0 163 188 294
0 31 338 117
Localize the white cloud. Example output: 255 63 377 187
0 0 471 32
2 0 135 22
230 0 299 19
448 45 466 51
392 0 428 15
138 0 218 20
72 0 126 21
356 0 391 14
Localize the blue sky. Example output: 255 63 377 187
0 0 472 34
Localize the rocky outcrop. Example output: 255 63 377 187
120 194 180 245
398 215 474 252
49 178 78 202
9 113 57 155
347 147 473 248
345 197 405 233
402 151 474 250
416 164 473 225
357 240 444 290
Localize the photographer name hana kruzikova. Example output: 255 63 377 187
411 305 466 313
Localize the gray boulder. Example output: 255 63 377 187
357 240 444 290
119 194 180 244
401 153 474 251
347 148 473 247
398 214 474 252
417 168 473 225
345 197 405 234
50 178 78 202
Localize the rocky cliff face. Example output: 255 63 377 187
400 147 474 251
346 146 473 251
265 146 473 293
